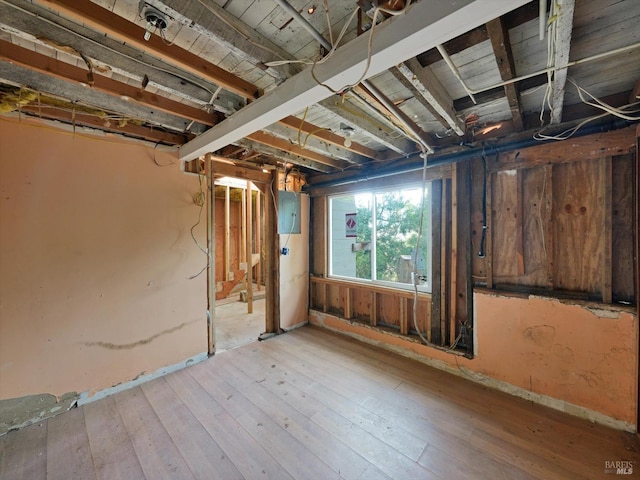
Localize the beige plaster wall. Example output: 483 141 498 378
279 193 309 329
0 118 208 402
311 292 638 430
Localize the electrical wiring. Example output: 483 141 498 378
188 174 211 280
151 142 175 167
0 0 220 99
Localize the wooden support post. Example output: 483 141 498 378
224 186 230 281
323 284 329 313
246 181 254 313
443 178 452 345
431 179 443 344
454 160 473 354
602 157 613 303
256 190 262 291
205 154 216 355
264 170 280 334
450 166 458 346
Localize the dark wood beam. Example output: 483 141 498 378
0 40 219 127
34 0 260 99
486 18 524 131
210 160 271 184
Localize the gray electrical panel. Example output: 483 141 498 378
278 191 301 234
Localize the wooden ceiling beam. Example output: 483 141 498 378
18 105 190 144
550 0 576 124
246 131 348 170
34 0 260 99
393 59 465 136
234 138 334 174
210 159 271 184
278 116 382 160
0 40 219 127
179 0 530 161
486 17 524 131
316 98 414 154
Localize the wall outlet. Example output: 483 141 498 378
281 247 289 255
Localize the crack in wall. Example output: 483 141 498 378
82 319 198 350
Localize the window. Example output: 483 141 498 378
328 186 431 292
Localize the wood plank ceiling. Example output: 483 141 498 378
0 0 638 182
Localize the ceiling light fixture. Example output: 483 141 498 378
340 123 355 148
307 5 316 14
142 6 168 41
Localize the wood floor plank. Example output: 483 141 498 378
83 396 145 480
46 407 96 480
114 387 196 480
164 366 294 480
0 421 47 480
1 326 637 480
189 362 341 480
211 356 372 480
140 378 244 480
231 343 429 462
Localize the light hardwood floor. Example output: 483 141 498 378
1 325 639 479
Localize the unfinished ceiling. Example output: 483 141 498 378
0 0 638 182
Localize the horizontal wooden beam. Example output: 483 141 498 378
0 40 218 127
246 131 349 170
210 160 271 183
235 138 334 173
18 105 190 144
179 0 530 161
278 116 381 160
35 0 259 99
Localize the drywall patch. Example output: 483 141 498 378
0 392 78 436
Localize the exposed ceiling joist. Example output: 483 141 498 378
15 105 190 144
278 116 381 160
0 39 219 127
550 0 576 124
393 59 465 136
34 0 260 99
0 0 241 115
264 123 367 165
245 130 349 170
0 62 198 132
316 99 414 154
234 138 334 173
486 17 524 131
145 0 299 82
179 0 531 162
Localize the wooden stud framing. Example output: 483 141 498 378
450 165 458 345
550 0 576 124
370 292 378 327
431 179 443 344
205 154 216 355
246 181 254 313
344 288 353 320
443 178 452 344
400 297 408 336
256 191 262 291
264 170 280 334
224 186 231 282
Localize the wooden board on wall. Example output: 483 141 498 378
520 166 551 287
352 288 373 323
552 157 606 295
310 197 326 277
612 154 636 303
471 158 488 283
491 169 519 280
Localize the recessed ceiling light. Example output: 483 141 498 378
307 5 316 14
